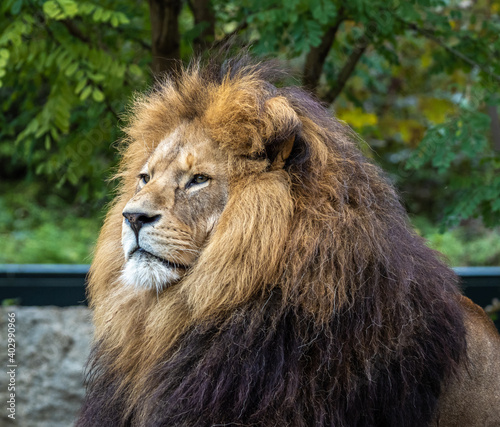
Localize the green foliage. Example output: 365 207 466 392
244 0 338 54
0 182 100 263
413 217 500 266
2 298 21 307
404 94 500 226
0 0 151 202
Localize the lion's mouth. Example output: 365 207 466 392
131 247 189 270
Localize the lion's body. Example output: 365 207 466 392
77 58 500 427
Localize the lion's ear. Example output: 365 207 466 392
267 134 295 169
261 96 301 170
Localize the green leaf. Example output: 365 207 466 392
89 73 105 82
75 78 87 94
79 3 95 14
310 0 337 25
305 20 323 48
101 10 112 22
93 7 103 22
59 0 78 18
110 14 119 27
43 1 61 19
117 12 130 25
79 85 92 100
397 2 420 21
65 61 78 77
10 0 23 15
128 63 142 76
92 88 104 102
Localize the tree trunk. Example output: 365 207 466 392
148 0 182 75
323 40 369 105
189 0 215 54
487 105 500 152
302 14 344 92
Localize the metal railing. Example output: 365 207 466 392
0 264 89 306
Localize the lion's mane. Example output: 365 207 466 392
78 58 466 427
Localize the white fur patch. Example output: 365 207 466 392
120 251 181 292
206 214 219 234
156 127 181 159
187 180 210 193
121 221 137 258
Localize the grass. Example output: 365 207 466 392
0 182 101 264
412 216 500 267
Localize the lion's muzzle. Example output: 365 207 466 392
122 211 161 240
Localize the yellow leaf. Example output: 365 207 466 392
379 116 425 146
397 119 425 146
349 76 365 91
421 52 433 68
337 107 378 129
419 97 454 124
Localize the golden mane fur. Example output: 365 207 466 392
79 57 500 427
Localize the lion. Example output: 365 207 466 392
77 57 500 427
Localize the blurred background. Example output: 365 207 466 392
1 0 499 266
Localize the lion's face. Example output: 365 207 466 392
120 121 230 291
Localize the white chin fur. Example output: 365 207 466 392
120 253 181 292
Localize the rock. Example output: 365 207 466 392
0 306 93 427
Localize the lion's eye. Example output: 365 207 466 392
193 174 209 184
187 174 210 189
138 174 150 185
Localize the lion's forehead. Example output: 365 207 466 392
151 126 183 163
147 122 225 176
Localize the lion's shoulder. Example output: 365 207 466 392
459 295 500 339
434 296 500 426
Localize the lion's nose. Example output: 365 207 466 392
123 212 161 238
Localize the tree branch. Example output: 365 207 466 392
115 26 151 51
61 19 90 43
61 15 152 53
302 11 344 92
403 21 500 84
323 38 369 104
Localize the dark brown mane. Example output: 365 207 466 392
78 56 467 427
